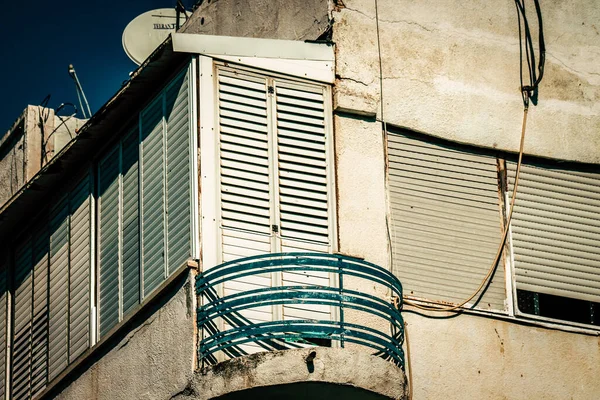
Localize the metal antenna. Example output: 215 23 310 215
68 64 92 119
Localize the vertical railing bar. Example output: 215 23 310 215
338 255 344 348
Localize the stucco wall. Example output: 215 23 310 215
52 271 196 400
181 0 330 41
404 312 600 399
0 122 26 207
331 3 600 397
0 105 82 208
333 0 600 163
335 109 600 398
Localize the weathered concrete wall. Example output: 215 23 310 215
404 312 600 399
53 271 196 400
174 347 407 400
331 3 600 397
0 105 84 208
334 62 600 400
52 114 86 157
0 118 26 207
181 0 330 41
333 0 600 163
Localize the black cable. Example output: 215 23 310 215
514 0 546 107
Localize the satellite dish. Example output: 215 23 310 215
122 8 190 65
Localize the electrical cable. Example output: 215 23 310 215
404 321 413 400
42 103 78 153
403 0 545 313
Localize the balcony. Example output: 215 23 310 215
193 253 406 399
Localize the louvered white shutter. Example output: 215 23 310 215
216 67 274 351
507 162 600 303
388 131 506 310
274 79 333 321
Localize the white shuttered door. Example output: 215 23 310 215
507 162 600 303
218 68 274 344
215 65 335 353
275 80 332 321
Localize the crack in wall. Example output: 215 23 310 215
117 317 158 351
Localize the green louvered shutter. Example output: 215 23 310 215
68 175 92 362
97 65 192 339
507 162 600 303
48 197 70 381
388 131 506 310
141 94 166 296
98 146 121 337
166 69 192 275
12 239 33 399
12 231 51 399
0 259 6 399
122 130 140 316
30 228 49 397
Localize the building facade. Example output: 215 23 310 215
0 0 599 399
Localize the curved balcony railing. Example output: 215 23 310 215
196 252 404 369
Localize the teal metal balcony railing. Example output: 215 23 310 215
196 253 405 369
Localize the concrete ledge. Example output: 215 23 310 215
174 347 407 400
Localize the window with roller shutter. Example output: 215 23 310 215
387 129 507 311
387 127 600 328
507 160 600 326
212 63 336 352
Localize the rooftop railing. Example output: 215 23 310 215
196 252 405 369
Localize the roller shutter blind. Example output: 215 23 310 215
214 65 335 351
507 162 600 303
98 65 193 337
388 131 506 310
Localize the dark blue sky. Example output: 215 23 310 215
0 0 196 133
